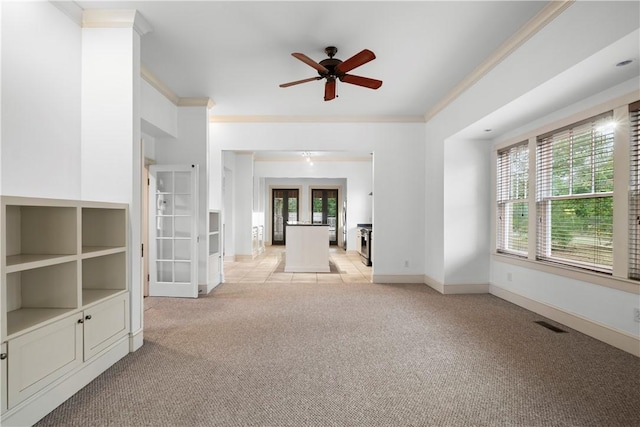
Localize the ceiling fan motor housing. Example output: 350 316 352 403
318 58 343 78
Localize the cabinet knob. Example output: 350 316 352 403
0 353 7 360
78 318 84 324
85 315 92 320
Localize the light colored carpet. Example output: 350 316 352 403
35 281 640 426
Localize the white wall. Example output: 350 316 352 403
1 1 81 199
232 153 254 257
81 27 137 203
423 1 640 290
421 2 639 353
210 122 425 278
443 139 491 285
424 125 445 284
141 79 178 138
222 155 235 259
154 106 210 285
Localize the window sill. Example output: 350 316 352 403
492 253 640 294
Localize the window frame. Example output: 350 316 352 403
535 111 615 273
492 92 639 293
496 141 529 257
630 101 640 280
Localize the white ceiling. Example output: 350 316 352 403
77 1 550 118
75 0 639 150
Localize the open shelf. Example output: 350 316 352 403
5 261 78 337
5 205 77 265
82 207 126 248
82 252 126 293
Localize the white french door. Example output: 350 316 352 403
149 165 199 298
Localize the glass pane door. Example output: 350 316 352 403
272 189 298 245
149 165 198 298
312 189 338 245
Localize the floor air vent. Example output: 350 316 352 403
535 320 567 333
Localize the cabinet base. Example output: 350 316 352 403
0 337 130 426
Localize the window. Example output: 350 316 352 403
630 101 640 280
536 112 615 272
497 142 529 255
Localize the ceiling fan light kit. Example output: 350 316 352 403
280 46 383 101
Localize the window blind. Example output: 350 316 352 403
497 142 528 255
630 101 640 280
536 112 615 272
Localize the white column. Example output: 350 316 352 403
235 153 254 257
81 9 151 351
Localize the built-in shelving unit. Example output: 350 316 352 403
1 198 128 340
207 210 222 289
1 196 130 418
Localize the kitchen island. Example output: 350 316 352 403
285 223 330 272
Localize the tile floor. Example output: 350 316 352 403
223 246 372 284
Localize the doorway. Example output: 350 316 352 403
272 189 299 245
312 189 338 245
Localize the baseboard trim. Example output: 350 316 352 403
372 274 424 284
129 328 144 352
424 274 444 293
490 285 640 357
442 283 490 294
423 276 489 294
1 338 130 426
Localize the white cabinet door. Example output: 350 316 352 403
7 314 82 408
149 165 199 298
83 294 129 360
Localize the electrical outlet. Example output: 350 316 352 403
634 308 640 323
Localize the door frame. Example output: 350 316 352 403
269 186 302 245
309 185 343 247
142 156 155 298
311 187 340 246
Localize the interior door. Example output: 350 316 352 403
272 189 298 245
312 189 338 245
149 165 199 298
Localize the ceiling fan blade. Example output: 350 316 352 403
340 74 383 90
335 49 376 74
292 52 329 73
279 77 322 88
324 79 336 101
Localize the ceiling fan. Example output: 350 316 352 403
280 46 382 101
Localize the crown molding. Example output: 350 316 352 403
209 115 425 123
141 65 213 108
424 0 574 122
178 98 215 109
82 9 153 36
140 65 180 105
